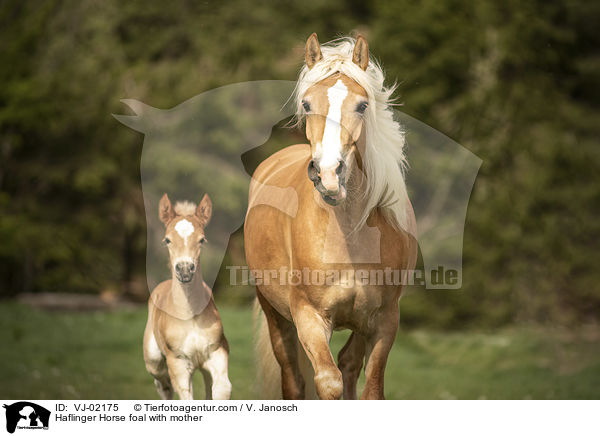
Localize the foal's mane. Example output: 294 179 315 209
174 201 196 216
292 37 409 231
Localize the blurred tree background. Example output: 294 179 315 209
1 0 598 329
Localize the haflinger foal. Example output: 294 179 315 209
143 193 232 400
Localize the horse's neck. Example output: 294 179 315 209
169 272 209 319
336 162 371 229
332 200 365 233
321 163 382 264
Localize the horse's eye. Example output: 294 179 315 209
163 237 171 245
302 100 311 112
356 101 368 114
199 237 207 244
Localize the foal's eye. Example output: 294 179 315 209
356 101 368 114
163 237 171 245
199 237 207 244
302 100 311 112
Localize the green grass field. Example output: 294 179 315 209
1 301 598 399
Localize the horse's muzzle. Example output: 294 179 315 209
308 159 347 205
175 261 196 283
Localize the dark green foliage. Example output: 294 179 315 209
0 0 598 328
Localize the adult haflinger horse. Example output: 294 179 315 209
143 193 232 400
245 34 418 400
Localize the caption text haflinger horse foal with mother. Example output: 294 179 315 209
246 34 417 400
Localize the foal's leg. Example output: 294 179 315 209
337 332 365 400
257 291 305 399
146 358 173 400
291 297 342 400
200 369 213 400
202 345 232 400
360 307 399 400
143 329 173 400
165 355 194 400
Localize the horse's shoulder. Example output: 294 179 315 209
370 208 418 263
247 144 312 218
251 144 311 186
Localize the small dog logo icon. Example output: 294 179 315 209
3 402 50 434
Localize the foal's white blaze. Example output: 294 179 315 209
319 79 348 169
175 218 194 246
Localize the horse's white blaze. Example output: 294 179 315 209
175 218 194 246
319 79 348 169
294 38 410 231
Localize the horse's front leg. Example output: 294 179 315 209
338 332 365 400
166 354 194 400
291 296 342 400
360 307 399 400
202 344 232 400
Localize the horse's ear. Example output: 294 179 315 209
159 193 175 225
196 194 212 227
305 33 323 69
352 35 369 70
112 99 158 133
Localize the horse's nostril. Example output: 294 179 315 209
190 264 195 271
309 159 320 173
175 264 182 272
308 159 321 183
336 160 345 175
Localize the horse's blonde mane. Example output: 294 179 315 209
292 37 409 231
174 201 196 216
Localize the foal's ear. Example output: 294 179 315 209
159 193 175 225
196 194 212 226
305 33 322 69
352 35 369 70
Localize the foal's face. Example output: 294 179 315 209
158 194 212 283
303 73 368 205
164 216 206 283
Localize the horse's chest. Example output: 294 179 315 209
184 329 210 353
322 283 389 330
165 323 212 361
